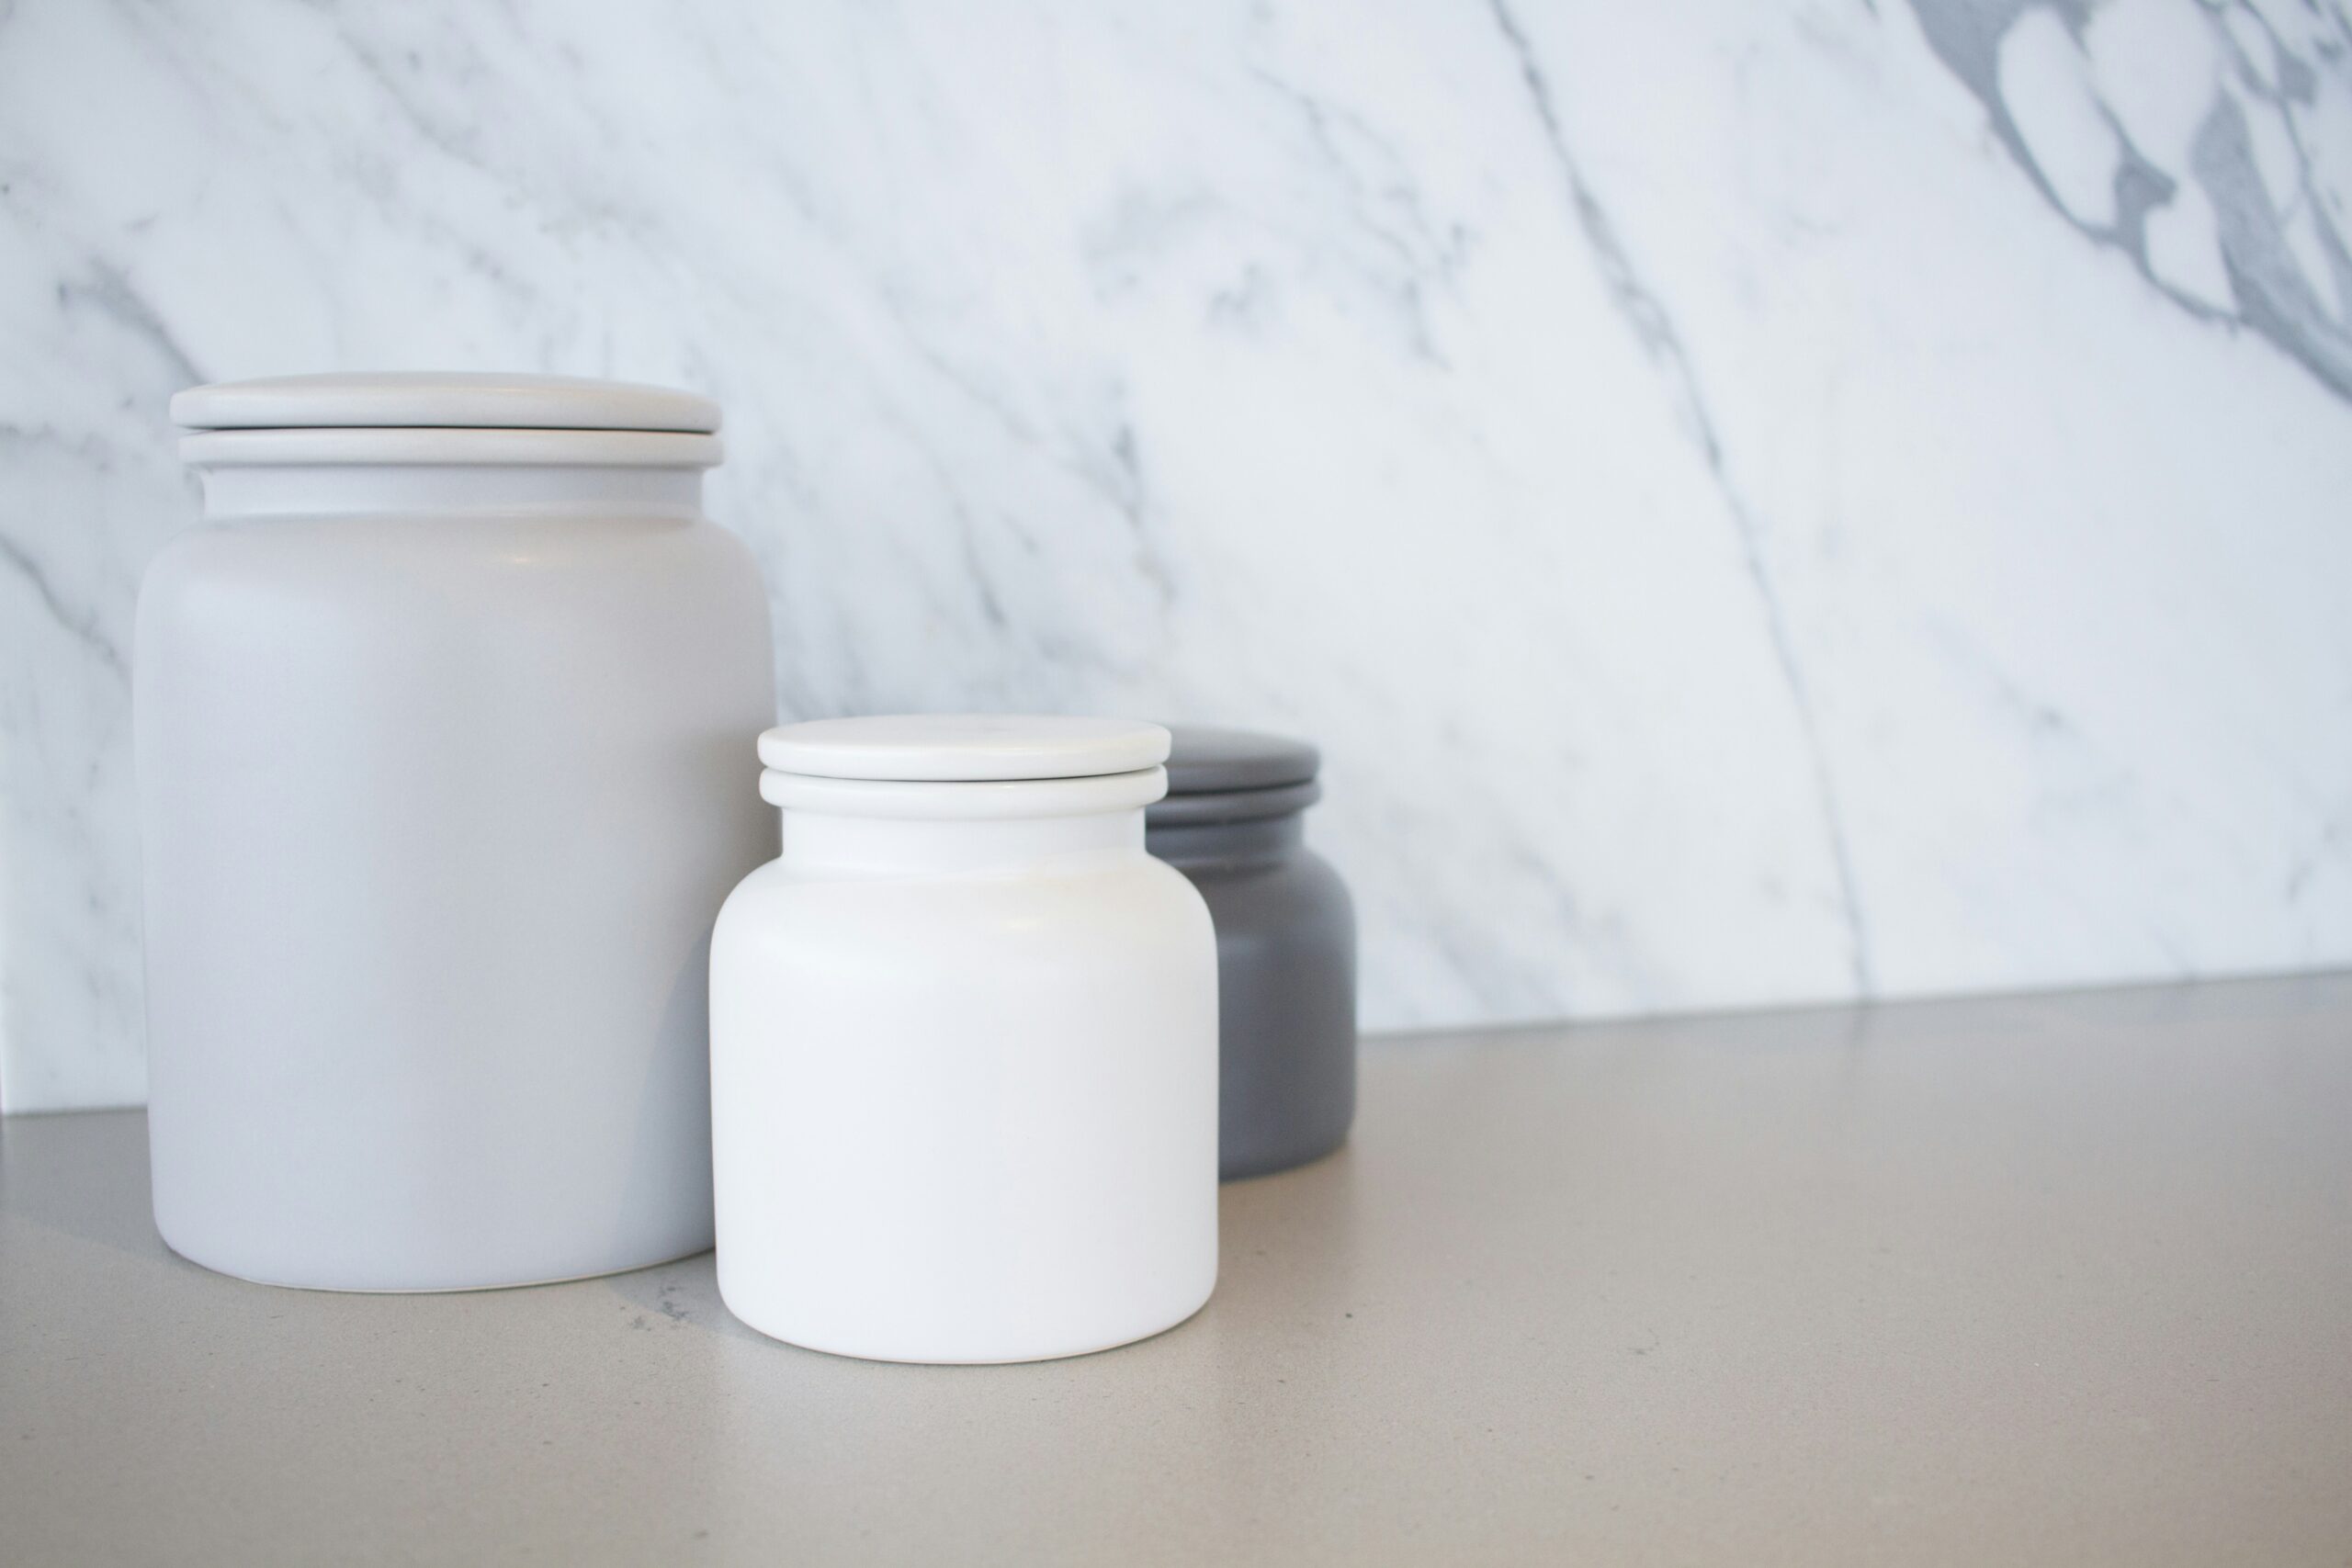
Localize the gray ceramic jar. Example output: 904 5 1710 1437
1147 728 1356 1180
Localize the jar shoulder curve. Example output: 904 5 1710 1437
716 851 1213 968
1136 848 1217 942
689 513 765 580
713 856 791 937
1289 841 1354 916
146 505 742 570
135 517 228 622
687 517 775 637
1176 837 1352 912
135 509 768 637
1166 841 1354 949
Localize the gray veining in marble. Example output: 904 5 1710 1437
3 0 2349 1108
1909 0 2352 395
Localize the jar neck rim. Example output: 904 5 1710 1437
780 806 1147 875
1146 777 1320 828
1148 812 1306 865
180 427 721 469
188 457 710 519
761 766 1169 822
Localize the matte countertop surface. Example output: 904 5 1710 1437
5 975 2350 1566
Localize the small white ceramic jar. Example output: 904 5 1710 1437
141 372 776 1291
710 716 1219 1362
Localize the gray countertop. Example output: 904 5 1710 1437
5 975 2350 1566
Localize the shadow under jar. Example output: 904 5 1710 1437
139 372 776 1292
1148 727 1357 1180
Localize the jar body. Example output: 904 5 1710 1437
1150 815 1356 1179
136 469 775 1290
710 809 1218 1362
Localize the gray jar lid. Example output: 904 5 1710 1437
1148 726 1322 826
171 372 721 434
1161 727 1319 793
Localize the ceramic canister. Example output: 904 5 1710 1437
710 715 1219 1363
1148 727 1356 1180
141 372 776 1291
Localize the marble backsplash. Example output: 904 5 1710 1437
3 0 2348 1110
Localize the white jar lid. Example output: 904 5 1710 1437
171 372 721 434
759 716 1171 782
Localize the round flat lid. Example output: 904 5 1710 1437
1160 726 1320 795
170 372 721 434
759 716 1170 782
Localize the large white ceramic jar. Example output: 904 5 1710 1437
140 372 776 1291
711 716 1219 1362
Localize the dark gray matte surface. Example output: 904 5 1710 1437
1146 778 1322 828
1157 726 1319 796
1149 812 1356 1180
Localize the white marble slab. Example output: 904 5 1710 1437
2 0 2348 1109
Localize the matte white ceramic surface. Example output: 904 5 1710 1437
712 716 1218 1363
137 373 776 1291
